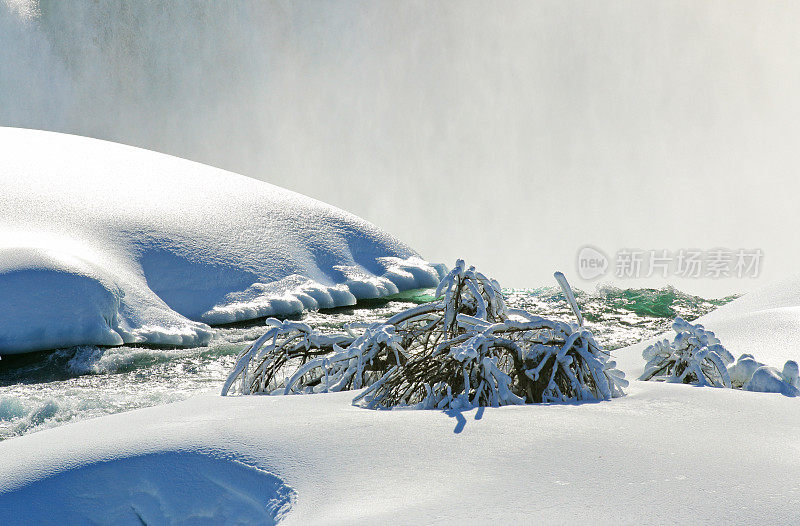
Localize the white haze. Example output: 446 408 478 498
2 0 800 297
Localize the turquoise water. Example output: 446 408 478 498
0 286 735 440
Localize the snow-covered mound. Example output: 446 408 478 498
743 362 800 396
1 385 799 524
617 274 800 379
0 127 444 354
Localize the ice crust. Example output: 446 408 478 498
0 128 444 354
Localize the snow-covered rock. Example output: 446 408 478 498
727 354 765 388
783 360 800 389
743 365 799 396
0 128 444 354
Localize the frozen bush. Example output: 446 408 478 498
221 320 357 396
639 317 734 387
223 261 627 409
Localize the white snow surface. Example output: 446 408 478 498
1 385 799 525
0 127 444 354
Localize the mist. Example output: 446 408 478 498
3 0 799 296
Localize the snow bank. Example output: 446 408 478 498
1 384 799 524
0 127 444 354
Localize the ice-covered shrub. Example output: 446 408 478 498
641 318 800 396
222 260 627 409
639 318 734 387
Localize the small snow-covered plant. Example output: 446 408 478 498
223 260 627 409
639 317 734 387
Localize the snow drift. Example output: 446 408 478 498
0 127 444 354
1 385 799 524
